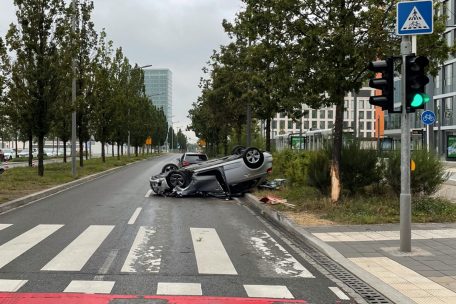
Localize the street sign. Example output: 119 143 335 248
145 136 152 145
397 0 433 35
421 110 436 125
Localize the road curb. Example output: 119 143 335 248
241 193 414 304
0 158 153 215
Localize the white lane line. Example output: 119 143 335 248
329 287 350 300
0 279 28 292
128 208 142 225
121 227 161 273
243 285 294 299
190 228 237 275
42 225 114 271
0 224 12 231
157 283 202 296
145 189 152 197
0 224 63 269
94 249 119 281
64 280 115 294
250 230 314 278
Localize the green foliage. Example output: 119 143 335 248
340 141 382 194
306 150 331 194
385 150 448 196
272 149 311 185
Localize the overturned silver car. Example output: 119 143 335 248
149 147 272 198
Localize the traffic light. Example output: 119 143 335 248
405 55 430 112
368 57 394 111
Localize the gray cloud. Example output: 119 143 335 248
0 0 243 142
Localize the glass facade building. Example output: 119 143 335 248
143 69 173 125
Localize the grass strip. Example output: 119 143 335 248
0 154 157 204
254 186 456 225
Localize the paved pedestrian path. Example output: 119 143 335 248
308 223 456 304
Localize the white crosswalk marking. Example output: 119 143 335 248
244 285 294 299
128 208 142 225
329 287 350 300
121 227 162 273
191 228 237 275
0 224 12 231
250 231 314 278
0 224 63 269
145 189 152 197
42 225 114 271
0 279 28 292
64 280 115 294
157 283 202 295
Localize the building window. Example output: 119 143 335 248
360 122 365 130
367 122 372 130
288 120 293 129
312 121 317 129
359 111 364 119
280 113 286 118
272 120 277 129
312 110 317 118
435 74 440 89
304 121 309 129
320 121 325 129
444 64 452 87
280 121 285 130
367 111 372 119
328 121 334 129
320 110 325 119
328 110 333 119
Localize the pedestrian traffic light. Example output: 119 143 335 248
405 55 430 112
368 57 395 111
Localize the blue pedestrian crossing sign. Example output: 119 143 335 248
397 0 433 35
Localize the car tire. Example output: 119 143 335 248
231 145 246 155
151 184 160 194
161 163 179 173
242 147 264 169
166 171 191 189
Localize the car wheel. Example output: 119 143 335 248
242 147 264 169
161 163 179 173
166 171 191 189
151 184 160 194
231 145 246 155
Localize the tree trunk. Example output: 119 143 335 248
236 124 242 146
15 134 18 158
135 146 138 157
101 141 106 163
85 141 88 160
330 99 344 203
28 132 33 167
38 134 44 176
79 140 84 167
111 144 114 157
265 118 271 152
117 144 120 160
121 145 124 156
63 140 67 163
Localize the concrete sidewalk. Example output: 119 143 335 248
308 223 456 304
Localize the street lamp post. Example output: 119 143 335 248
128 64 152 157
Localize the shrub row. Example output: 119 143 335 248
272 143 448 197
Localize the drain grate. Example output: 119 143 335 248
268 223 393 304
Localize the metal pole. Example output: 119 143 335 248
246 104 252 146
400 36 412 252
71 0 77 177
353 91 358 138
171 125 174 152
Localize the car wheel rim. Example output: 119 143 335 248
170 174 185 187
164 165 174 172
246 150 260 164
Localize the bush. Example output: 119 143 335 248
272 149 311 185
385 150 448 196
340 141 382 194
306 149 331 194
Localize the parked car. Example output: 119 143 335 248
2 149 15 161
18 148 38 158
150 146 272 198
43 148 57 157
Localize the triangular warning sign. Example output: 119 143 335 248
401 6 430 31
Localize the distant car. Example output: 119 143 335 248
2 149 15 161
43 148 58 157
18 148 38 158
150 146 272 198
180 152 208 167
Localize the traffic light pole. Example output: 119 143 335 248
400 36 412 252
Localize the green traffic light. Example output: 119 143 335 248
411 93 430 108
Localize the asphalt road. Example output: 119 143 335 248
0 155 358 303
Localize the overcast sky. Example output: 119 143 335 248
0 0 243 142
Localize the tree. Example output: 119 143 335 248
89 31 114 162
6 0 66 176
176 129 187 151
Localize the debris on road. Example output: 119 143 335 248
259 195 295 208
258 178 287 190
